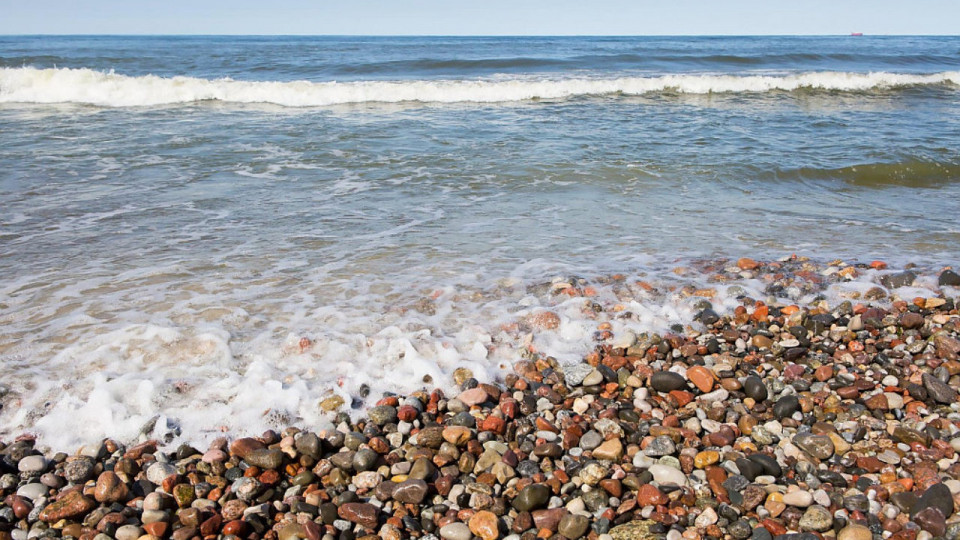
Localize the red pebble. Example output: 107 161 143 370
480 416 505 434
199 514 222 536
221 520 246 536
500 400 518 419
143 522 169 537
397 405 419 422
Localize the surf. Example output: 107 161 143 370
1 66 958 107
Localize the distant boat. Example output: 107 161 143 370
850 32 863 36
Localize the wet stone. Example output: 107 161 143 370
559 514 590 539
799 505 833 532
880 271 916 289
650 371 687 393
368 405 398 426
512 484 551 512
644 436 676 457
64 457 96 484
392 479 429 504
744 376 769 402
773 395 801 420
837 525 873 540
747 453 782 478
609 520 662 540
38 491 96 522
793 434 834 459
922 373 957 404
911 483 954 519
939 270 960 286
913 507 946 537
244 448 284 469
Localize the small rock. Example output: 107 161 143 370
559 514 591 539
440 522 472 540
468 511 499 540
648 464 688 487
513 484 551 511
783 490 814 508
38 491 96 522
651 371 687 393
799 505 833 532
94 471 129 503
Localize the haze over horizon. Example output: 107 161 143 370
2 0 958 36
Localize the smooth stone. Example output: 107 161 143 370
783 490 814 508
94 471 129 503
837 525 872 540
468 510 499 540
609 520 660 540
115 525 143 540
773 395 801 420
513 484 551 512
593 439 624 461
913 507 947 536
581 369 603 387
744 376 769 402
799 505 833 532
648 464 688 487
559 514 590 539
368 405 398 426
392 479 428 504
793 434 835 459
922 373 958 404
439 523 472 540
911 482 954 519
880 271 916 289
63 457 96 483
650 372 687 393
644 436 676 457
580 431 603 451
38 491 96 522
564 364 594 386
244 448 284 470
747 453 782 478
939 270 960 286
146 462 178 485
17 456 47 474
16 483 48 501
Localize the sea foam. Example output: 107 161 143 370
1 67 958 107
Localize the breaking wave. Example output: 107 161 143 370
1 67 958 107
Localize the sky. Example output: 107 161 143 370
2 0 958 36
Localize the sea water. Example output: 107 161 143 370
1 36 959 449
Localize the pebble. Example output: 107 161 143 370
0 260 958 540
559 514 590 539
782 490 814 508
837 525 873 540
440 522 473 540
145 462 178 485
512 484 551 511
798 505 833 531
650 371 687 393
648 464 688 487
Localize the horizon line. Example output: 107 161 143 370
2 33 958 38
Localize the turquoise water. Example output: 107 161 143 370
0 36 959 447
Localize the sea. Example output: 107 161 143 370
1 35 958 449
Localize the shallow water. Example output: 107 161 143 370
1 36 959 449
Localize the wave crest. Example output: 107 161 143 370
1 67 958 107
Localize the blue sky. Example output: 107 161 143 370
2 0 957 35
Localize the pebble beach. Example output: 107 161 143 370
3 257 960 540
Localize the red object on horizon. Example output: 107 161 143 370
850 32 864 36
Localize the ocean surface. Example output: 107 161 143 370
1 36 959 448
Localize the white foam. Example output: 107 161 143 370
1 67 957 107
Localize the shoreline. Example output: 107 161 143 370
2 259 960 540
